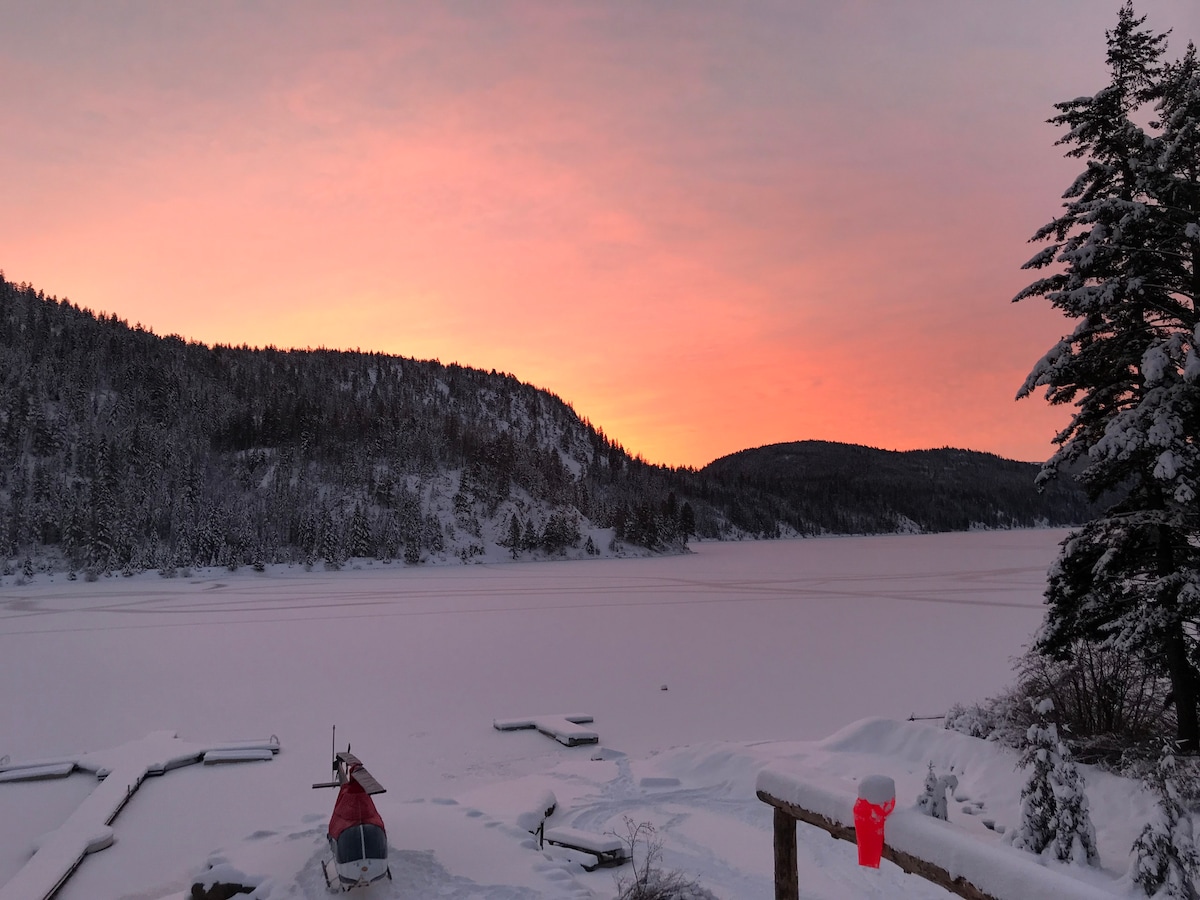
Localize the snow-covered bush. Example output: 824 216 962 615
613 818 718 900
1130 748 1200 898
616 870 719 900
915 761 957 820
917 761 941 816
944 701 1001 740
944 688 1025 747
1010 698 1099 865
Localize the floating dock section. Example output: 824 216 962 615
493 714 599 746
0 731 279 900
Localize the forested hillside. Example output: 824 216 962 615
701 441 1103 535
1 274 1095 578
0 275 700 577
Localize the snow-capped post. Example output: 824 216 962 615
853 775 896 868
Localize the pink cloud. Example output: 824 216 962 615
3 2 1194 466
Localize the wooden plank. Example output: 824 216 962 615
351 766 386 795
542 827 624 855
758 791 997 900
203 749 274 764
493 718 538 732
0 763 76 783
0 757 81 776
494 714 595 732
534 717 599 746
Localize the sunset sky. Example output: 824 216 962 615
3 1 1198 468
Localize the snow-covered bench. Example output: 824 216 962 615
515 788 559 833
541 826 627 871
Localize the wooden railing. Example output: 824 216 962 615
758 788 999 900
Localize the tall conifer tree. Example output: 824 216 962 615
1016 3 1200 751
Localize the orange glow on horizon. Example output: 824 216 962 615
5 2 1170 468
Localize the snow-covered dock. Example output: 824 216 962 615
493 714 598 746
0 731 279 900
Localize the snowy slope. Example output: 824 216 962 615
0 530 1163 899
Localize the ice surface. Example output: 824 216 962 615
0 531 1151 898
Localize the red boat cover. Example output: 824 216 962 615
328 767 385 839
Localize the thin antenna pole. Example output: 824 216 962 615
331 725 336 773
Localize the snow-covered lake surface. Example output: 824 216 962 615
0 530 1151 898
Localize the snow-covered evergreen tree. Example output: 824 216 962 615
507 514 522 560
1012 700 1061 855
915 761 956 820
349 504 372 559
1011 699 1099 864
1014 1 1200 752
1051 741 1099 866
916 762 940 816
1132 749 1200 898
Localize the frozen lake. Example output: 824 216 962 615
0 529 1068 899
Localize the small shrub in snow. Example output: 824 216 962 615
915 761 956 820
612 817 717 900
944 701 1001 740
1130 748 1200 899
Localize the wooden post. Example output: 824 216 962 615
773 806 798 900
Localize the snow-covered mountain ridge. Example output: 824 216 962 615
1 274 1091 577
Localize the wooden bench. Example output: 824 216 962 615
541 826 627 871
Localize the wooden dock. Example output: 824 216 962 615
0 731 279 900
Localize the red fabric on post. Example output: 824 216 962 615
852 796 895 868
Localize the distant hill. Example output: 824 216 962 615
0 273 1094 578
0 275 701 577
699 441 1101 536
